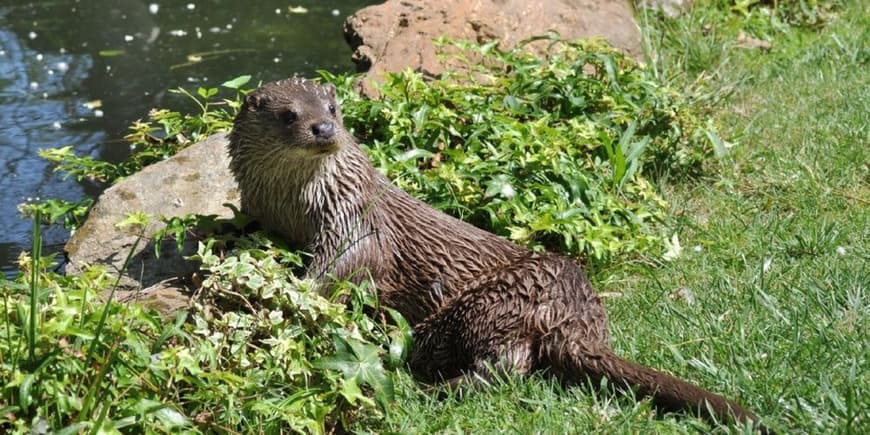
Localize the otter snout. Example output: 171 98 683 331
311 120 336 141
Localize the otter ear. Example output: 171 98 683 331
245 93 266 111
323 83 337 98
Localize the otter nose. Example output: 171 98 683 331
311 121 336 140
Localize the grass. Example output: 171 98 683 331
349 1 868 433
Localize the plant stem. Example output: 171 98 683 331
28 209 42 366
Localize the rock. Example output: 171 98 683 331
344 0 643 97
65 134 239 312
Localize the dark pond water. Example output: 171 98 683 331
0 0 377 276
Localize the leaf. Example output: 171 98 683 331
502 95 520 111
339 377 375 406
484 174 516 199
197 87 218 99
396 148 434 162
54 423 90 435
115 211 151 233
222 75 252 89
384 307 412 368
19 373 35 411
704 124 733 158
313 335 395 409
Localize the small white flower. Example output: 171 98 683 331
836 246 846 256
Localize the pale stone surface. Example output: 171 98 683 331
65 134 239 311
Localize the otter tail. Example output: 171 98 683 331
545 341 770 433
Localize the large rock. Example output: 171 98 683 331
344 0 643 97
65 134 239 312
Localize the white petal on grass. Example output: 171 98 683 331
662 233 682 261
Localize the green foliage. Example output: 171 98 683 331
162 237 407 432
17 198 93 230
37 41 725 263
37 76 251 186
1 217 409 433
728 0 843 28
326 37 719 260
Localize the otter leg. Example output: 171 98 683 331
408 254 609 385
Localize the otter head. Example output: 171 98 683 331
232 77 344 159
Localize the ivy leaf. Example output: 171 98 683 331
314 335 395 410
484 174 516 199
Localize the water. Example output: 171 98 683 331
0 0 377 276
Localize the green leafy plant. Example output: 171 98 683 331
1 216 410 433
17 198 94 230
325 37 722 260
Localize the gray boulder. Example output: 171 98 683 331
65 134 239 312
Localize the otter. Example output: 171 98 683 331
228 78 769 431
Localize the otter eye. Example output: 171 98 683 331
328 104 336 115
280 110 297 124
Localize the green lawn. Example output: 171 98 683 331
356 1 868 433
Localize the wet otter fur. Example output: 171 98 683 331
228 78 769 431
